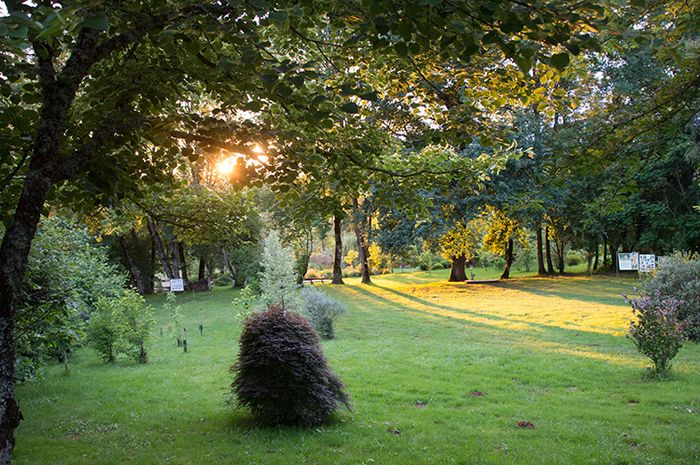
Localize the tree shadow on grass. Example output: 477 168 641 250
494 277 635 307
343 283 639 368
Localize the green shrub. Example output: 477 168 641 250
16 216 126 378
231 306 351 426
643 255 700 340
120 290 155 363
301 287 347 339
87 296 124 363
87 290 155 363
625 293 687 373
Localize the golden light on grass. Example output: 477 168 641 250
340 274 640 366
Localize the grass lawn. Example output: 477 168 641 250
14 269 700 465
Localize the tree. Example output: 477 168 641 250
0 0 617 456
258 231 299 311
439 222 481 282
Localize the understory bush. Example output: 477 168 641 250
643 255 700 340
301 287 347 339
231 306 351 426
87 289 155 363
625 293 687 374
15 216 128 380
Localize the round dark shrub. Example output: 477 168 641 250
231 306 351 426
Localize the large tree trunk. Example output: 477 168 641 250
119 234 145 294
536 225 546 275
147 220 174 279
177 242 188 286
448 255 467 282
500 239 515 279
593 241 600 271
352 199 371 285
220 242 236 286
0 168 52 463
545 226 555 274
198 257 207 281
170 240 180 280
353 224 371 284
332 214 344 285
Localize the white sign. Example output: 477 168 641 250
170 278 184 292
617 252 639 271
639 254 656 273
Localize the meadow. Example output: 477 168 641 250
15 269 700 465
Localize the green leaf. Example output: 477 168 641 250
340 102 359 114
268 11 288 22
359 91 378 101
514 55 531 73
80 14 110 32
394 42 408 57
550 52 570 71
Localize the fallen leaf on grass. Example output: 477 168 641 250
516 421 535 429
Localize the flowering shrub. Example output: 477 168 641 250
625 293 687 373
231 306 350 426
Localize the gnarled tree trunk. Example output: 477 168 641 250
448 255 467 282
332 213 344 285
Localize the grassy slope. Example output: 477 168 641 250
15 269 700 465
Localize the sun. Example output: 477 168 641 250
216 157 237 176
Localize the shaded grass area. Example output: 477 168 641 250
15 271 700 465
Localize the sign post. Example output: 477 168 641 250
617 252 639 272
639 254 656 273
170 278 184 292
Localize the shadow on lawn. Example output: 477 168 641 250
343 283 639 367
495 276 637 307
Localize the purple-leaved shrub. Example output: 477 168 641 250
231 306 350 426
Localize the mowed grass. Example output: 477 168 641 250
15 269 700 465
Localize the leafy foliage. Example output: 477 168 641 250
231 306 351 426
258 231 299 310
643 255 700 340
87 289 155 363
439 221 481 261
16 216 127 378
625 293 687 374
344 250 358 267
301 287 347 340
